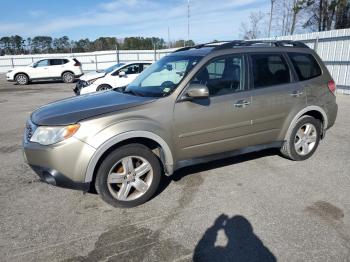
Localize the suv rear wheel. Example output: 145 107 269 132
95 144 161 208
15 74 29 85
62 72 75 83
281 115 321 161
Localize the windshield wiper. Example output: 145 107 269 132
122 89 144 97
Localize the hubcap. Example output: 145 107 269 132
294 123 317 156
17 75 27 84
64 74 73 82
107 156 153 201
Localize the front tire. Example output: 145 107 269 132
95 144 162 208
15 74 29 85
62 72 75 83
281 115 321 161
97 84 112 91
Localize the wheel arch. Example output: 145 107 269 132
14 72 30 80
284 106 328 141
61 70 75 77
85 131 174 184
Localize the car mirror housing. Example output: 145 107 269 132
119 71 126 77
185 84 209 99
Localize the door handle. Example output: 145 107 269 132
234 99 251 108
290 90 303 97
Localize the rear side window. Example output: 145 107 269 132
63 59 69 64
250 54 291 88
288 53 322 81
50 59 63 65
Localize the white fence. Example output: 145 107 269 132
0 29 349 93
0 48 175 73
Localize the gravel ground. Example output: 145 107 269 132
0 75 349 262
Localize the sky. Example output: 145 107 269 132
0 0 269 43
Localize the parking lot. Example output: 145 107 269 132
0 74 349 262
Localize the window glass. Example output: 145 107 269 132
251 54 291 88
190 55 243 96
126 55 201 97
142 63 151 71
288 53 322 81
50 59 63 66
62 59 69 64
120 64 141 75
35 60 49 67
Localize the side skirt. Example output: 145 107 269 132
174 141 283 171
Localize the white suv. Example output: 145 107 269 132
6 58 83 85
74 61 152 95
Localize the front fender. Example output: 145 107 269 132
83 130 174 182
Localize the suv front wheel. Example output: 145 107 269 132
95 144 162 208
281 115 321 161
15 73 29 85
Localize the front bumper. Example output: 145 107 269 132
23 128 96 191
29 165 90 191
6 73 14 81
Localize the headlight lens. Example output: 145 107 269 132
87 78 98 86
7 70 13 73
30 124 80 145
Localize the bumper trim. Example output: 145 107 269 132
30 165 90 191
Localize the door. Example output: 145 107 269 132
173 54 255 160
246 53 306 144
31 59 50 78
48 59 65 77
113 63 141 87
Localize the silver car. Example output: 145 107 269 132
23 40 338 207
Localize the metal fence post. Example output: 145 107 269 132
154 44 157 61
116 46 119 63
314 37 319 52
95 54 98 71
11 58 14 68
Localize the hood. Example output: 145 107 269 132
79 71 106 81
10 66 30 72
31 91 156 126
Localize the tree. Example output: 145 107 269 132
269 0 276 37
53 36 70 53
240 11 266 39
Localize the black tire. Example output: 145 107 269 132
15 73 29 85
280 115 321 161
62 72 75 83
97 84 112 91
95 144 162 208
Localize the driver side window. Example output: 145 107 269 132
190 55 244 96
120 64 141 75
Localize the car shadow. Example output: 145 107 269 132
155 148 279 197
193 214 276 262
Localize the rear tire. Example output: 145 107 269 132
15 74 29 85
281 115 321 161
95 144 162 208
62 72 75 83
97 84 112 91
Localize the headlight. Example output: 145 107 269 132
87 78 98 86
30 124 80 145
7 70 13 73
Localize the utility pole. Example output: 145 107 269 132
268 0 275 38
186 0 190 47
168 26 171 48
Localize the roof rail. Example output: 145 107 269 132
172 40 309 53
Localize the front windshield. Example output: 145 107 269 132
125 55 202 97
104 63 125 74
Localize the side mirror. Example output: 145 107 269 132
119 71 126 77
185 84 209 99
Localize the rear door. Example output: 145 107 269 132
48 59 64 77
246 52 306 143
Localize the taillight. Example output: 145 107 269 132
328 80 336 94
73 59 81 67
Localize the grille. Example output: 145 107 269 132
25 121 37 142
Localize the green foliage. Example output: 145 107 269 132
0 35 195 55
